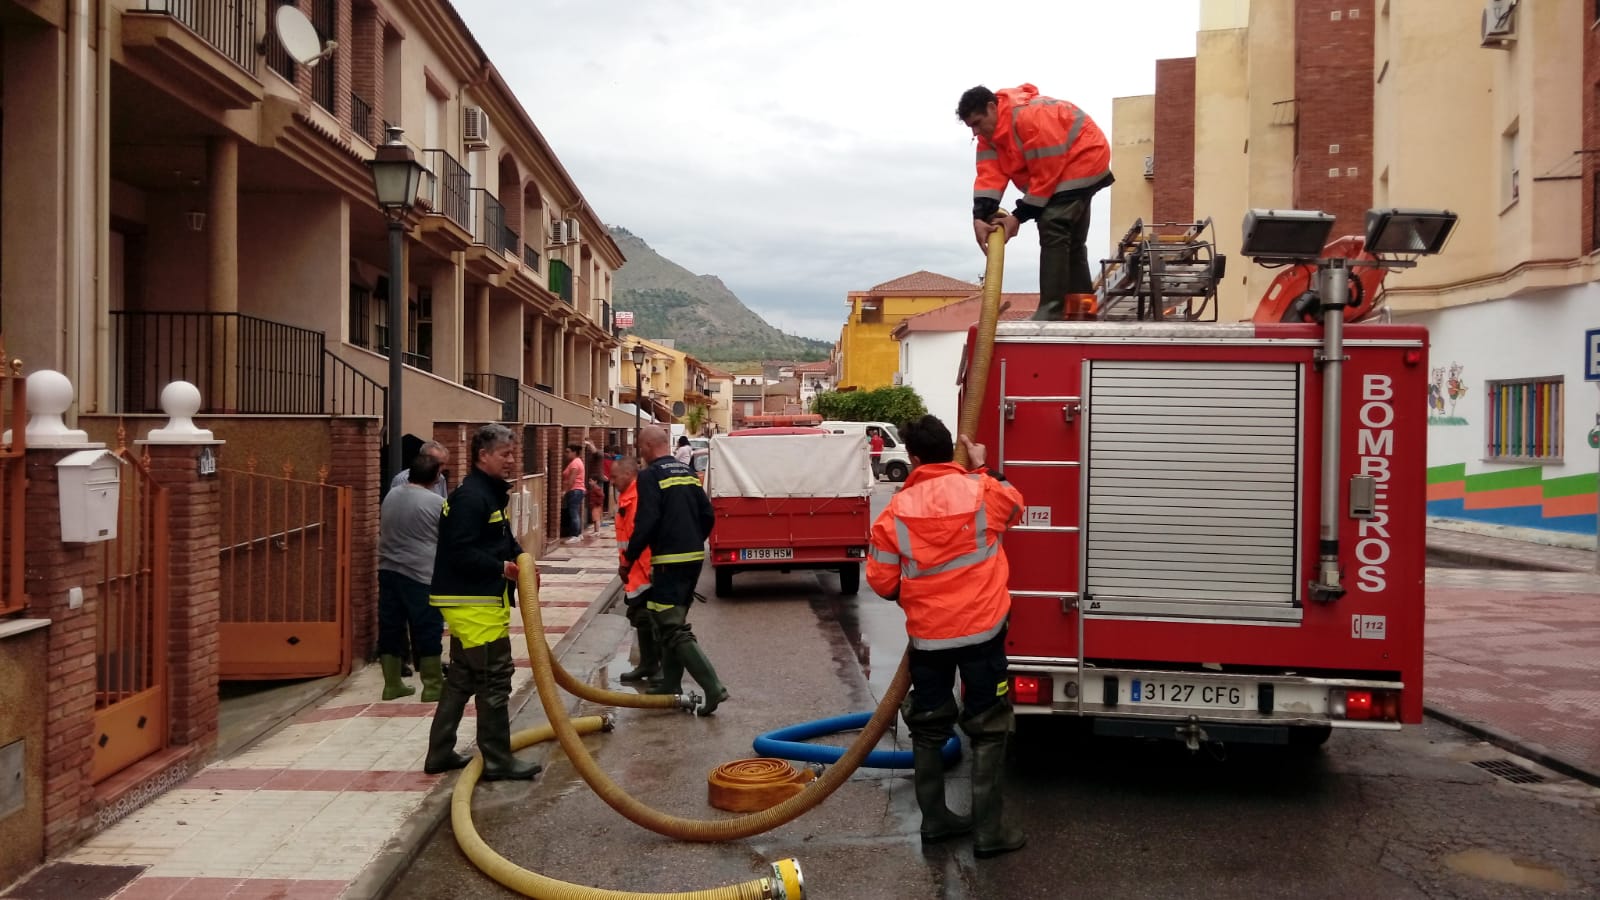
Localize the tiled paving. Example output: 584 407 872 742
32 530 622 900
1426 524 1594 572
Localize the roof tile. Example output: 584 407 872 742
892 293 1040 336
867 270 981 293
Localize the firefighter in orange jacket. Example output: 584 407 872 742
866 414 1028 859
610 455 657 682
959 84 1113 321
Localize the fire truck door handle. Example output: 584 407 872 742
1003 400 1017 421
1063 400 1082 424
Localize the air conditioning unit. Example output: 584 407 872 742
463 106 490 149
1481 0 1516 47
549 219 568 246
565 217 581 243
1144 155 1155 180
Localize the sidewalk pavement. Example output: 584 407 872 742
1422 526 1600 785
7 530 622 900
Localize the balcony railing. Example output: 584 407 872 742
144 0 258 75
518 384 554 424
470 189 508 254
465 372 519 422
421 149 471 231
264 0 294 80
503 225 520 259
323 350 386 427
548 259 573 305
522 244 540 274
112 311 323 414
350 92 375 145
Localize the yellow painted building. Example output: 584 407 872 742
837 271 978 390
620 335 685 423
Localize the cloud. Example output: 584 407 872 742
452 0 1199 339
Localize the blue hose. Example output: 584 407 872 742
753 712 960 769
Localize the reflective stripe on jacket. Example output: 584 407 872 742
973 83 1113 221
866 462 1024 650
623 455 716 567
615 481 653 598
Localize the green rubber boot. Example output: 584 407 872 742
418 656 445 703
619 613 660 683
963 702 1027 859
380 654 415 701
904 698 970 843
676 641 730 716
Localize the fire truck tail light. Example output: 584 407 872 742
1403 349 1422 366
1329 690 1347 718
1344 690 1374 720
1374 691 1401 722
1012 675 1052 706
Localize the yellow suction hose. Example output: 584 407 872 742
452 716 805 899
507 228 1010 843
448 231 1007 898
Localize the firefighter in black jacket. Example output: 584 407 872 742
622 425 728 714
424 424 540 780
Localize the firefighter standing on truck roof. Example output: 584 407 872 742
610 455 659 683
423 424 541 781
621 425 730 715
959 83 1113 322
867 415 1027 858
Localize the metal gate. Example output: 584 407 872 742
217 462 352 679
1083 360 1303 623
92 452 170 784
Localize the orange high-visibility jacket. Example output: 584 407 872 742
973 84 1112 221
615 481 652 598
867 462 1025 650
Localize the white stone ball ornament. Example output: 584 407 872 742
146 380 214 442
20 369 91 446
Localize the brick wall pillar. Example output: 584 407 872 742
328 419 380 664
539 425 560 548
1153 57 1197 225
142 443 222 754
1293 0 1375 235
24 447 103 855
1584 5 1600 254
352 3 383 129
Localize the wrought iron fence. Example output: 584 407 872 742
112 311 324 415
323 349 385 422
144 0 258 74
421 149 471 230
522 244 541 273
503 225 520 259
263 0 295 80
471 189 508 254
350 92 375 144
310 0 335 112
466 372 520 422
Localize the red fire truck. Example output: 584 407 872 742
963 208 1457 748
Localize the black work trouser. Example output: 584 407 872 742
430 634 514 750
377 570 444 659
646 561 702 653
1034 198 1093 320
906 627 1011 721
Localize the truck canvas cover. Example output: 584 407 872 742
708 433 874 499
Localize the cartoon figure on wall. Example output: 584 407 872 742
1428 363 1468 426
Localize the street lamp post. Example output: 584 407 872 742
630 342 647 456
368 126 428 491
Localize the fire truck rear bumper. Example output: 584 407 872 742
1007 660 1404 734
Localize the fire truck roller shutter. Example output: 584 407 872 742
1084 360 1302 622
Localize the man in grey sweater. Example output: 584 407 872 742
378 452 449 700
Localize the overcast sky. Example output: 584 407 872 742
452 1 1200 341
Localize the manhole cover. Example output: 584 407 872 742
1471 758 1545 784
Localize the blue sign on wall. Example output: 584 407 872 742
1587 328 1600 382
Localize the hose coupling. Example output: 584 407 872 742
599 712 617 732
766 858 805 899
677 691 703 712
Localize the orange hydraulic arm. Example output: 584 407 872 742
1251 235 1390 324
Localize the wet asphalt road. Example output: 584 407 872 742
388 484 1600 900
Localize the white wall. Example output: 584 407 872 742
1406 283 1597 479
900 331 966 428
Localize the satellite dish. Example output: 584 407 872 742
275 5 337 67
672 401 687 418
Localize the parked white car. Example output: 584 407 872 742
818 420 912 482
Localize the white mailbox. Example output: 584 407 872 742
56 449 123 543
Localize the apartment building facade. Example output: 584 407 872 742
1 0 622 451
836 271 978 390
1111 0 1600 539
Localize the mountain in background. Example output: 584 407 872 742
609 227 832 363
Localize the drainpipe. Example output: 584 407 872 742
65 0 92 417
93 0 111 413
1310 260 1349 603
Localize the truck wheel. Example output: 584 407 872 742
837 564 860 595
714 568 734 597
885 461 909 482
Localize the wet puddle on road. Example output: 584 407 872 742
1442 848 1570 891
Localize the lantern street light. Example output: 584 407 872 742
630 342 648 456
367 126 428 490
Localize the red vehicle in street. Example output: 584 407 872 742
962 209 1454 748
706 428 874 597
